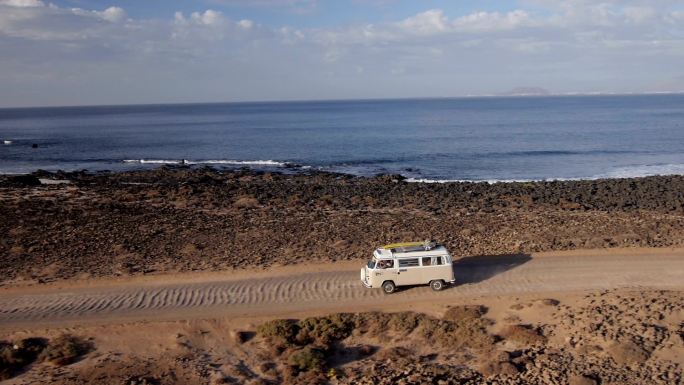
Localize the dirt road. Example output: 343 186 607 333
1 249 683 330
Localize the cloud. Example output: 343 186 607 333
206 0 319 14
399 9 449 35
71 6 127 22
396 9 532 36
0 0 44 7
97 7 127 22
0 1 683 107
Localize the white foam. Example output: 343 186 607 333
3 140 12 145
122 159 287 167
406 178 536 184
406 164 684 184
123 159 185 164
185 160 287 166
39 179 71 185
594 164 684 179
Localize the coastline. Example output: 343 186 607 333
3 166 684 285
2 166 683 385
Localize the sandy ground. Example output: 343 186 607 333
1 248 683 331
0 248 682 384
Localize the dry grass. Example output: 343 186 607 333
39 334 92 366
443 305 487 322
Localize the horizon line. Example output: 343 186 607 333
1 90 683 110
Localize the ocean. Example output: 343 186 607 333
1 94 684 182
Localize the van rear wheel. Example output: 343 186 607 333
382 281 396 294
430 280 445 291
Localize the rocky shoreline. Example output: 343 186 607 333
2 167 684 284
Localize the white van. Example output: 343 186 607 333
360 241 455 294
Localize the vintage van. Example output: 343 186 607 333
360 241 455 294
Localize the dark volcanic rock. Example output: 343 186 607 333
2 167 684 282
5 174 41 187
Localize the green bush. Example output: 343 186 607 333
257 319 299 345
288 347 326 372
296 314 352 345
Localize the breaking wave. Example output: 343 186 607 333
122 159 289 167
405 178 537 184
593 163 684 179
406 164 684 184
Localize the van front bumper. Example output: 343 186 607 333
361 280 372 288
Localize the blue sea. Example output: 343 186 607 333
1 94 684 182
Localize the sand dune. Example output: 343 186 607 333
1 250 683 329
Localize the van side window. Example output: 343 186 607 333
378 259 394 269
433 256 443 265
398 258 420 267
421 257 432 266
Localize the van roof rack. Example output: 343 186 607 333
381 240 438 253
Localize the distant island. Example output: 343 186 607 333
499 87 551 96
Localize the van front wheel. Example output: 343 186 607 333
382 281 396 294
430 280 445 291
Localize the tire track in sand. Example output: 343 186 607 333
1 252 683 327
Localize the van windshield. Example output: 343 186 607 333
367 260 376 269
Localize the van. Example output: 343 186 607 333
360 241 455 294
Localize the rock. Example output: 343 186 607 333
480 360 519 377
608 341 650 365
7 175 41 186
539 298 560 306
568 374 598 385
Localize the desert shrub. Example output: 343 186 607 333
419 314 496 352
39 334 91 366
296 314 353 345
500 325 547 346
288 347 326 372
443 305 487 322
344 312 388 335
257 319 299 345
387 312 422 334
0 338 47 380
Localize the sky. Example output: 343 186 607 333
0 0 683 107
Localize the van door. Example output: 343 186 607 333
396 258 422 285
371 258 398 287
